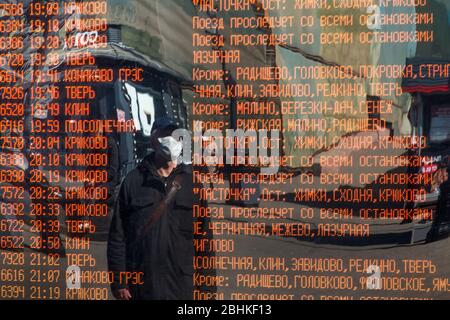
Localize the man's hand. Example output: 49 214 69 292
113 288 132 300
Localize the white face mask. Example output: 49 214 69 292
157 136 183 161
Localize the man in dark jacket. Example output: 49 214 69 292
107 121 194 300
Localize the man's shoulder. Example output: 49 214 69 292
176 162 192 175
169 163 192 189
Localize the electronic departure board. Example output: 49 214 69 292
0 0 449 309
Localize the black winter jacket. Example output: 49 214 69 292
107 153 195 300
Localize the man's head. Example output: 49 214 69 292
149 117 182 177
152 138 182 177
149 117 179 149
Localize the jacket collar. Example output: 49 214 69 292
139 152 166 186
